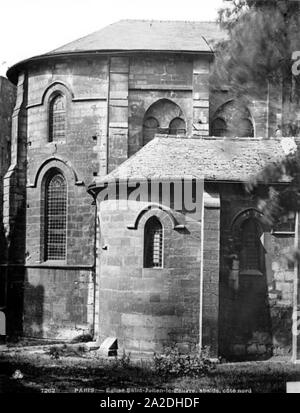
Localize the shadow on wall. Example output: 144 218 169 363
0 222 8 312
219 276 274 362
6 266 26 337
233 273 273 361
0 221 7 264
219 210 275 361
22 282 44 338
6 268 45 339
5 198 33 338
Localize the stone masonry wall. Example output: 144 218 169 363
202 204 220 356
6 57 109 339
23 267 94 340
98 199 202 355
97 193 219 357
0 77 16 239
128 54 210 156
3 72 27 264
4 52 213 340
0 76 16 313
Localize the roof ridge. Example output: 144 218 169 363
155 135 285 142
119 19 219 24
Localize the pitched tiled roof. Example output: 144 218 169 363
7 20 226 84
91 136 290 189
50 20 226 55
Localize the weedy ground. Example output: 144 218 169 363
0 343 299 394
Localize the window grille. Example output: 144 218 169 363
49 95 66 141
240 218 262 272
144 217 163 268
45 173 67 260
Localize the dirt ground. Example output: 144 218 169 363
0 343 299 394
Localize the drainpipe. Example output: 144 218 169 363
89 189 98 341
106 57 111 175
89 57 110 339
199 189 205 353
92 196 97 340
292 212 299 363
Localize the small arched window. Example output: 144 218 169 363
169 117 186 135
49 94 66 142
212 117 227 137
45 172 67 261
240 118 254 137
143 117 159 145
144 216 163 268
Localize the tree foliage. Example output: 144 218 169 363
247 148 300 220
214 1 300 250
213 0 300 135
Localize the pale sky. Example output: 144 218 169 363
0 0 224 77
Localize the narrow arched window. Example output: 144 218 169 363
240 218 263 274
144 217 163 268
49 94 66 142
169 117 186 135
212 117 227 137
45 173 67 261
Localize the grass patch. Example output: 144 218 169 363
0 349 300 393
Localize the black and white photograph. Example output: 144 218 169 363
1 0 300 399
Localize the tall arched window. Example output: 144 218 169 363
240 218 264 274
169 117 186 135
49 94 66 142
45 172 67 261
144 216 163 268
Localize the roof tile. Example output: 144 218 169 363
92 136 289 187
